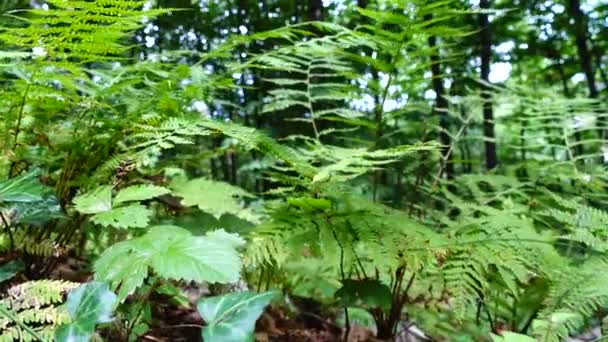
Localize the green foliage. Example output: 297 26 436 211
0 0 166 62
197 291 279 342
0 171 48 203
0 0 607 341
91 204 152 229
73 184 166 229
335 279 392 311
492 332 537 342
0 260 23 283
0 171 61 226
55 282 118 342
170 177 253 219
73 186 113 215
114 185 170 205
94 226 245 302
0 280 79 341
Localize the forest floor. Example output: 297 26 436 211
30 255 605 341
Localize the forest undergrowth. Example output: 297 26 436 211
1 0 608 341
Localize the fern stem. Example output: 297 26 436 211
306 60 320 140
328 220 350 342
9 68 36 176
0 304 44 341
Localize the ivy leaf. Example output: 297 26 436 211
91 204 152 229
10 196 63 225
0 171 48 203
114 184 170 205
0 172 61 225
55 281 117 342
0 260 24 283
197 291 278 342
171 178 252 218
95 226 243 302
73 186 113 214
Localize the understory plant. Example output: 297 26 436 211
0 1 607 342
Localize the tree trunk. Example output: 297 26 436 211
308 0 323 21
592 45 608 91
556 60 583 158
567 0 602 140
479 0 497 170
426 19 454 179
568 0 598 99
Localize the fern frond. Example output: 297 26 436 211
0 280 78 342
0 0 166 63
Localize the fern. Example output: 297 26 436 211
532 258 608 341
0 280 79 342
0 231 61 257
0 0 166 63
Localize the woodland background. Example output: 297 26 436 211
0 0 608 341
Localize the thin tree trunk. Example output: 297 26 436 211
592 45 608 90
460 105 473 173
568 0 599 99
308 0 323 21
567 0 602 140
479 0 497 169
426 21 454 179
556 60 583 158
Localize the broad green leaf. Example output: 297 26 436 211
55 281 117 342
171 178 252 218
73 186 113 214
114 184 170 204
10 196 63 225
0 171 48 203
335 279 392 311
0 260 24 283
205 229 246 248
492 332 537 342
94 241 149 302
91 204 152 229
197 291 278 342
95 226 243 302
55 325 90 342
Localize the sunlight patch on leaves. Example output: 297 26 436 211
171 178 253 219
114 184 170 205
73 186 113 214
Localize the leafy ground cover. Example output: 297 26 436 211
1 0 608 341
